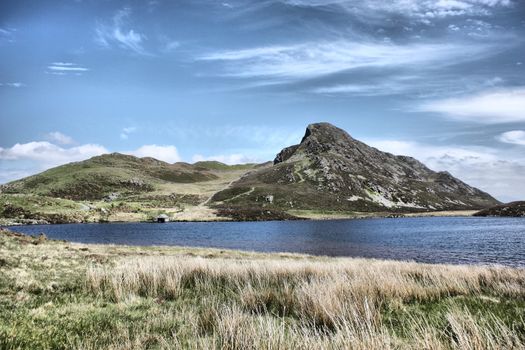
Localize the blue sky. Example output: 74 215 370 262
1 0 524 201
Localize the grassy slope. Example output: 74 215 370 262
1 229 524 349
193 161 256 171
0 153 227 201
0 156 260 223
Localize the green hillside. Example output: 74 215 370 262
193 161 256 171
1 153 220 200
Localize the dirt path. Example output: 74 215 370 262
200 178 239 206
199 168 258 207
223 187 255 203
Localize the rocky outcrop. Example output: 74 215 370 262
274 145 300 164
212 122 500 212
474 201 525 217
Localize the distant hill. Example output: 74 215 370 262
210 123 499 212
474 201 525 217
193 161 256 171
0 153 226 200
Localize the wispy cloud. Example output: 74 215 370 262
312 75 507 97
278 0 513 22
417 87 525 123
198 40 499 82
46 131 75 145
162 40 180 52
0 27 15 43
120 126 137 140
0 82 25 88
46 62 89 75
498 130 525 146
95 7 149 55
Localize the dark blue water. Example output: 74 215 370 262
5 217 525 266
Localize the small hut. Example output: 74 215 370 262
156 214 170 223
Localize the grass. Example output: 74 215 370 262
0 153 256 201
0 153 259 224
1 228 524 349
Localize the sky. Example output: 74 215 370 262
0 0 524 202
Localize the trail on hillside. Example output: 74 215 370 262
200 178 241 207
223 187 255 203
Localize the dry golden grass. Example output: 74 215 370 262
86 256 525 349
1 229 524 349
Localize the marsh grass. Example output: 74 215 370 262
1 229 524 349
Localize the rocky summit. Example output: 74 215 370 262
211 122 499 212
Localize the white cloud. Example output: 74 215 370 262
366 138 525 202
46 62 89 75
199 40 497 81
0 140 185 184
127 145 181 163
498 130 525 145
192 153 259 164
0 142 108 166
95 8 148 55
46 131 74 145
47 66 88 72
418 88 525 123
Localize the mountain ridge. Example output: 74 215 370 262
210 122 499 211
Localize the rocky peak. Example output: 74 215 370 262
274 122 357 164
301 122 354 143
263 122 500 211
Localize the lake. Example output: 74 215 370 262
5 217 525 267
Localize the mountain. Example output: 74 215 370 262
210 123 499 212
0 153 231 201
474 201 525 217
0 123 500 223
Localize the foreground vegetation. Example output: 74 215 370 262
1 228 524 349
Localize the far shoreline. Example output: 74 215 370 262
0 209 480 226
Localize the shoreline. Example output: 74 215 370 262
0 209 479 226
